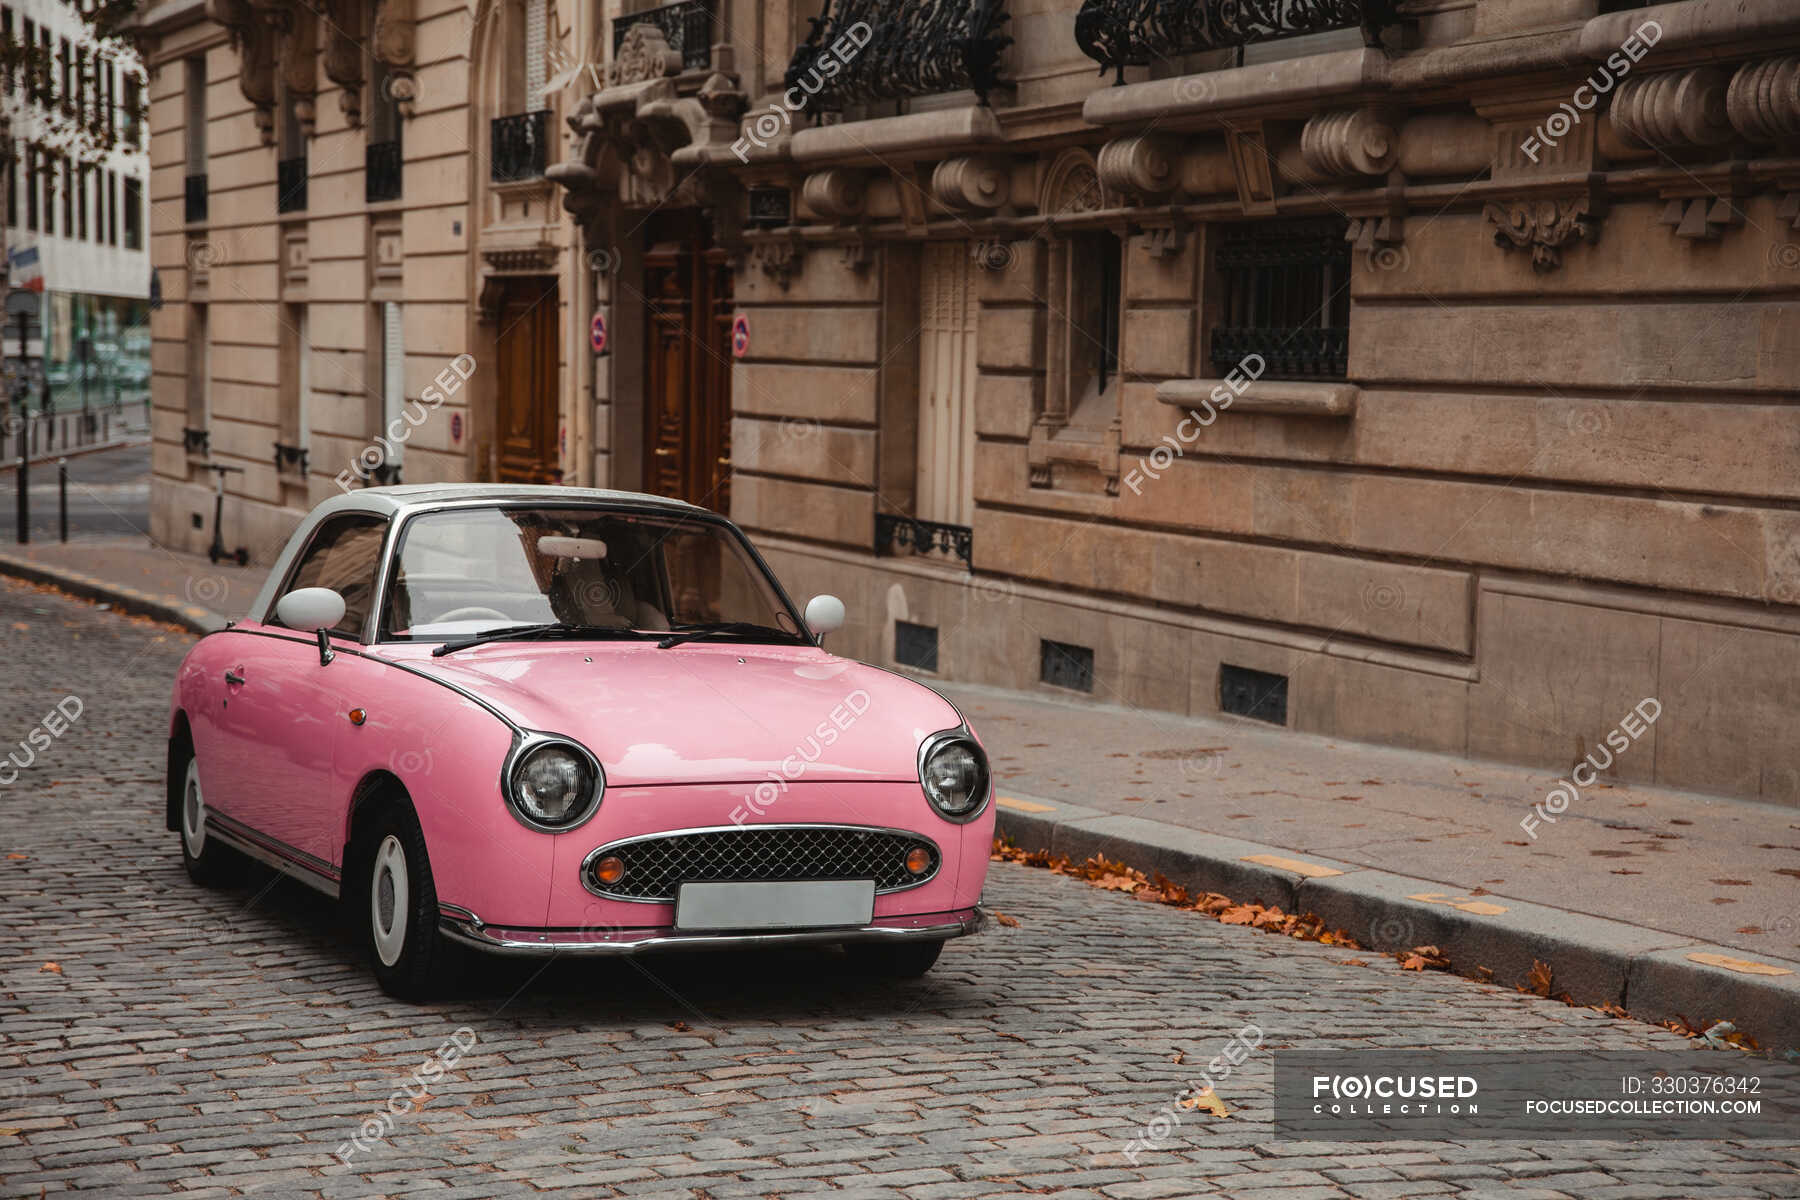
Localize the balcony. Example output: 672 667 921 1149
276 155 307 213
183 173 206 224
785 0 1011 110
613 0 714 73
1075 0 1398 82
490 110 549 183
875 513 973 570
366 140 402 203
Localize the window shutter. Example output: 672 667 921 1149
382 301 404 463
916 242 977 527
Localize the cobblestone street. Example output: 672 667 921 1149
2 577 1797 1198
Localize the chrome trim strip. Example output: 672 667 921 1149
439 907 984 957
206 813 342 901
437 902 482 928
579 822 943 903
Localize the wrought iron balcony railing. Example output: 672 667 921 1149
786 0 1011 110
613 0 715 73
366 140 402 203
183 173 207 224
490 110 550 182
1075 0 1399 83
276 155 307 213
875 513 973 570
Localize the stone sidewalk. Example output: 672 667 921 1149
3 534 1797 1050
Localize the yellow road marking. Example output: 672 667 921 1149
997 797 1056 814
1409 891 1510 916
1240 853 1343 878
1686 952 1794 977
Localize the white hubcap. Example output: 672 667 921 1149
370 835 410 968
181 759 206 858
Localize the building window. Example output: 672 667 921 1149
1069 230 1122 399
184 57 206 223
378 301 404 476
22 147 34 232
185 304 209 443
915 240 976 529
1 9 13 93
276 80 306 212
278 303 309 480
4 140 14 231
122 74 142 148
105 170 116 245
76 164 87 240
366 57 402 203
57 37 69 110
123 176 141 249
59 155 71 236
1207 217 1351 381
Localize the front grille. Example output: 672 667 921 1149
588 825 939 901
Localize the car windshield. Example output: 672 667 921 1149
379 505 806 644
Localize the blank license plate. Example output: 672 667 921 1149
675 879 876 931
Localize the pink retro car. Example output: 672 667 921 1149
167 485 991 999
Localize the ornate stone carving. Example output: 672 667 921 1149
1226 124 1276 215
931 157 1010 211
750 241 802 289
1300 108 1398 177
1484 197 1601 272
1611 68 1734 149
321 0 367 126
1727 57 1800 145
279 5 317 136
802 169 867 221
1039 149 1106 216
1139 226 1184 259
971 239 1016 271
610 23 683 87
215 0 279 144
1095 134 1180 197
370 0 416 118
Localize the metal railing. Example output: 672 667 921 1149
490 110 550 182
875 512 973 569
0 398 152 468
365 140 402 203
1075 0 1398 82
184 173 207 224
613 0 715 72
277 156 307 213
1207 217 1351 381
786 0 1012 109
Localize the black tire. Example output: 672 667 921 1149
174 746 237 887
843 938 946 978
351 804 449 1002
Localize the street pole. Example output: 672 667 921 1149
57 456 66 542
13 309 29 545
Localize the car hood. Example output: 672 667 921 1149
383 641 964 786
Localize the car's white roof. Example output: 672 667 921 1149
247 483 708 623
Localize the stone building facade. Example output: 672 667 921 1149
140 0 1800 805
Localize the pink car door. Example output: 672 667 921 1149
207 513 389 867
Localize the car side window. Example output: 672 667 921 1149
278 515 388 639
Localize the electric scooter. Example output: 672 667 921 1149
205 462 249 566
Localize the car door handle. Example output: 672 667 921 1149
224 670 246 685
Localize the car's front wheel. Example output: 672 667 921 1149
355 806 449 1002
176 751 237 887
843 938 945 978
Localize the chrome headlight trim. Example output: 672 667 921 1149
500 731 605 833
916 726 992 824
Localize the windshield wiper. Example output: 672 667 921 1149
432 623 647 657
657 621 806 650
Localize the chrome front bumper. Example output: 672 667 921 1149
438 905 985 957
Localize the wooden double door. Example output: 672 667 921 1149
643 213 734 510
494 276 560 484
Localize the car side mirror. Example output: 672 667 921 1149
804 594 846 640
275 587 347 665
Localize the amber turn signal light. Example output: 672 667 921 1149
905 846 933 875
593 856 626 885
347 708 366 726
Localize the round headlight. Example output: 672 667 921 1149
508 739 601 829
919 731 990 822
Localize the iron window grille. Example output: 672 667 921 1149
276 156 306 213
612 0 715 72
490 110 550 183
365 140 402 203
184 173 206 223
1076 0 1400 83
1208 217 1351 381
182 427 210 456
786 0 1012 110
875 512 973 570
273 442 309 476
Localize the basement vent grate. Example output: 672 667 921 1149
1040 639 1094 693
894 621 939 672
1219 664 1287 725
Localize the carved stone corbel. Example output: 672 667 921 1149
320 0 366 126
279 4 317 136
1611 67 1734 149
801 168 867 222
749 240 803 289
1138 225 1185 259
1484 196 1603 272
1727 57 1800 145
1300 108 1398 178
214 0 279 144
1095 134 1181 198
840 230 875 272
372 0 417 119
1660 196 1744 240
931 156 1009 211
